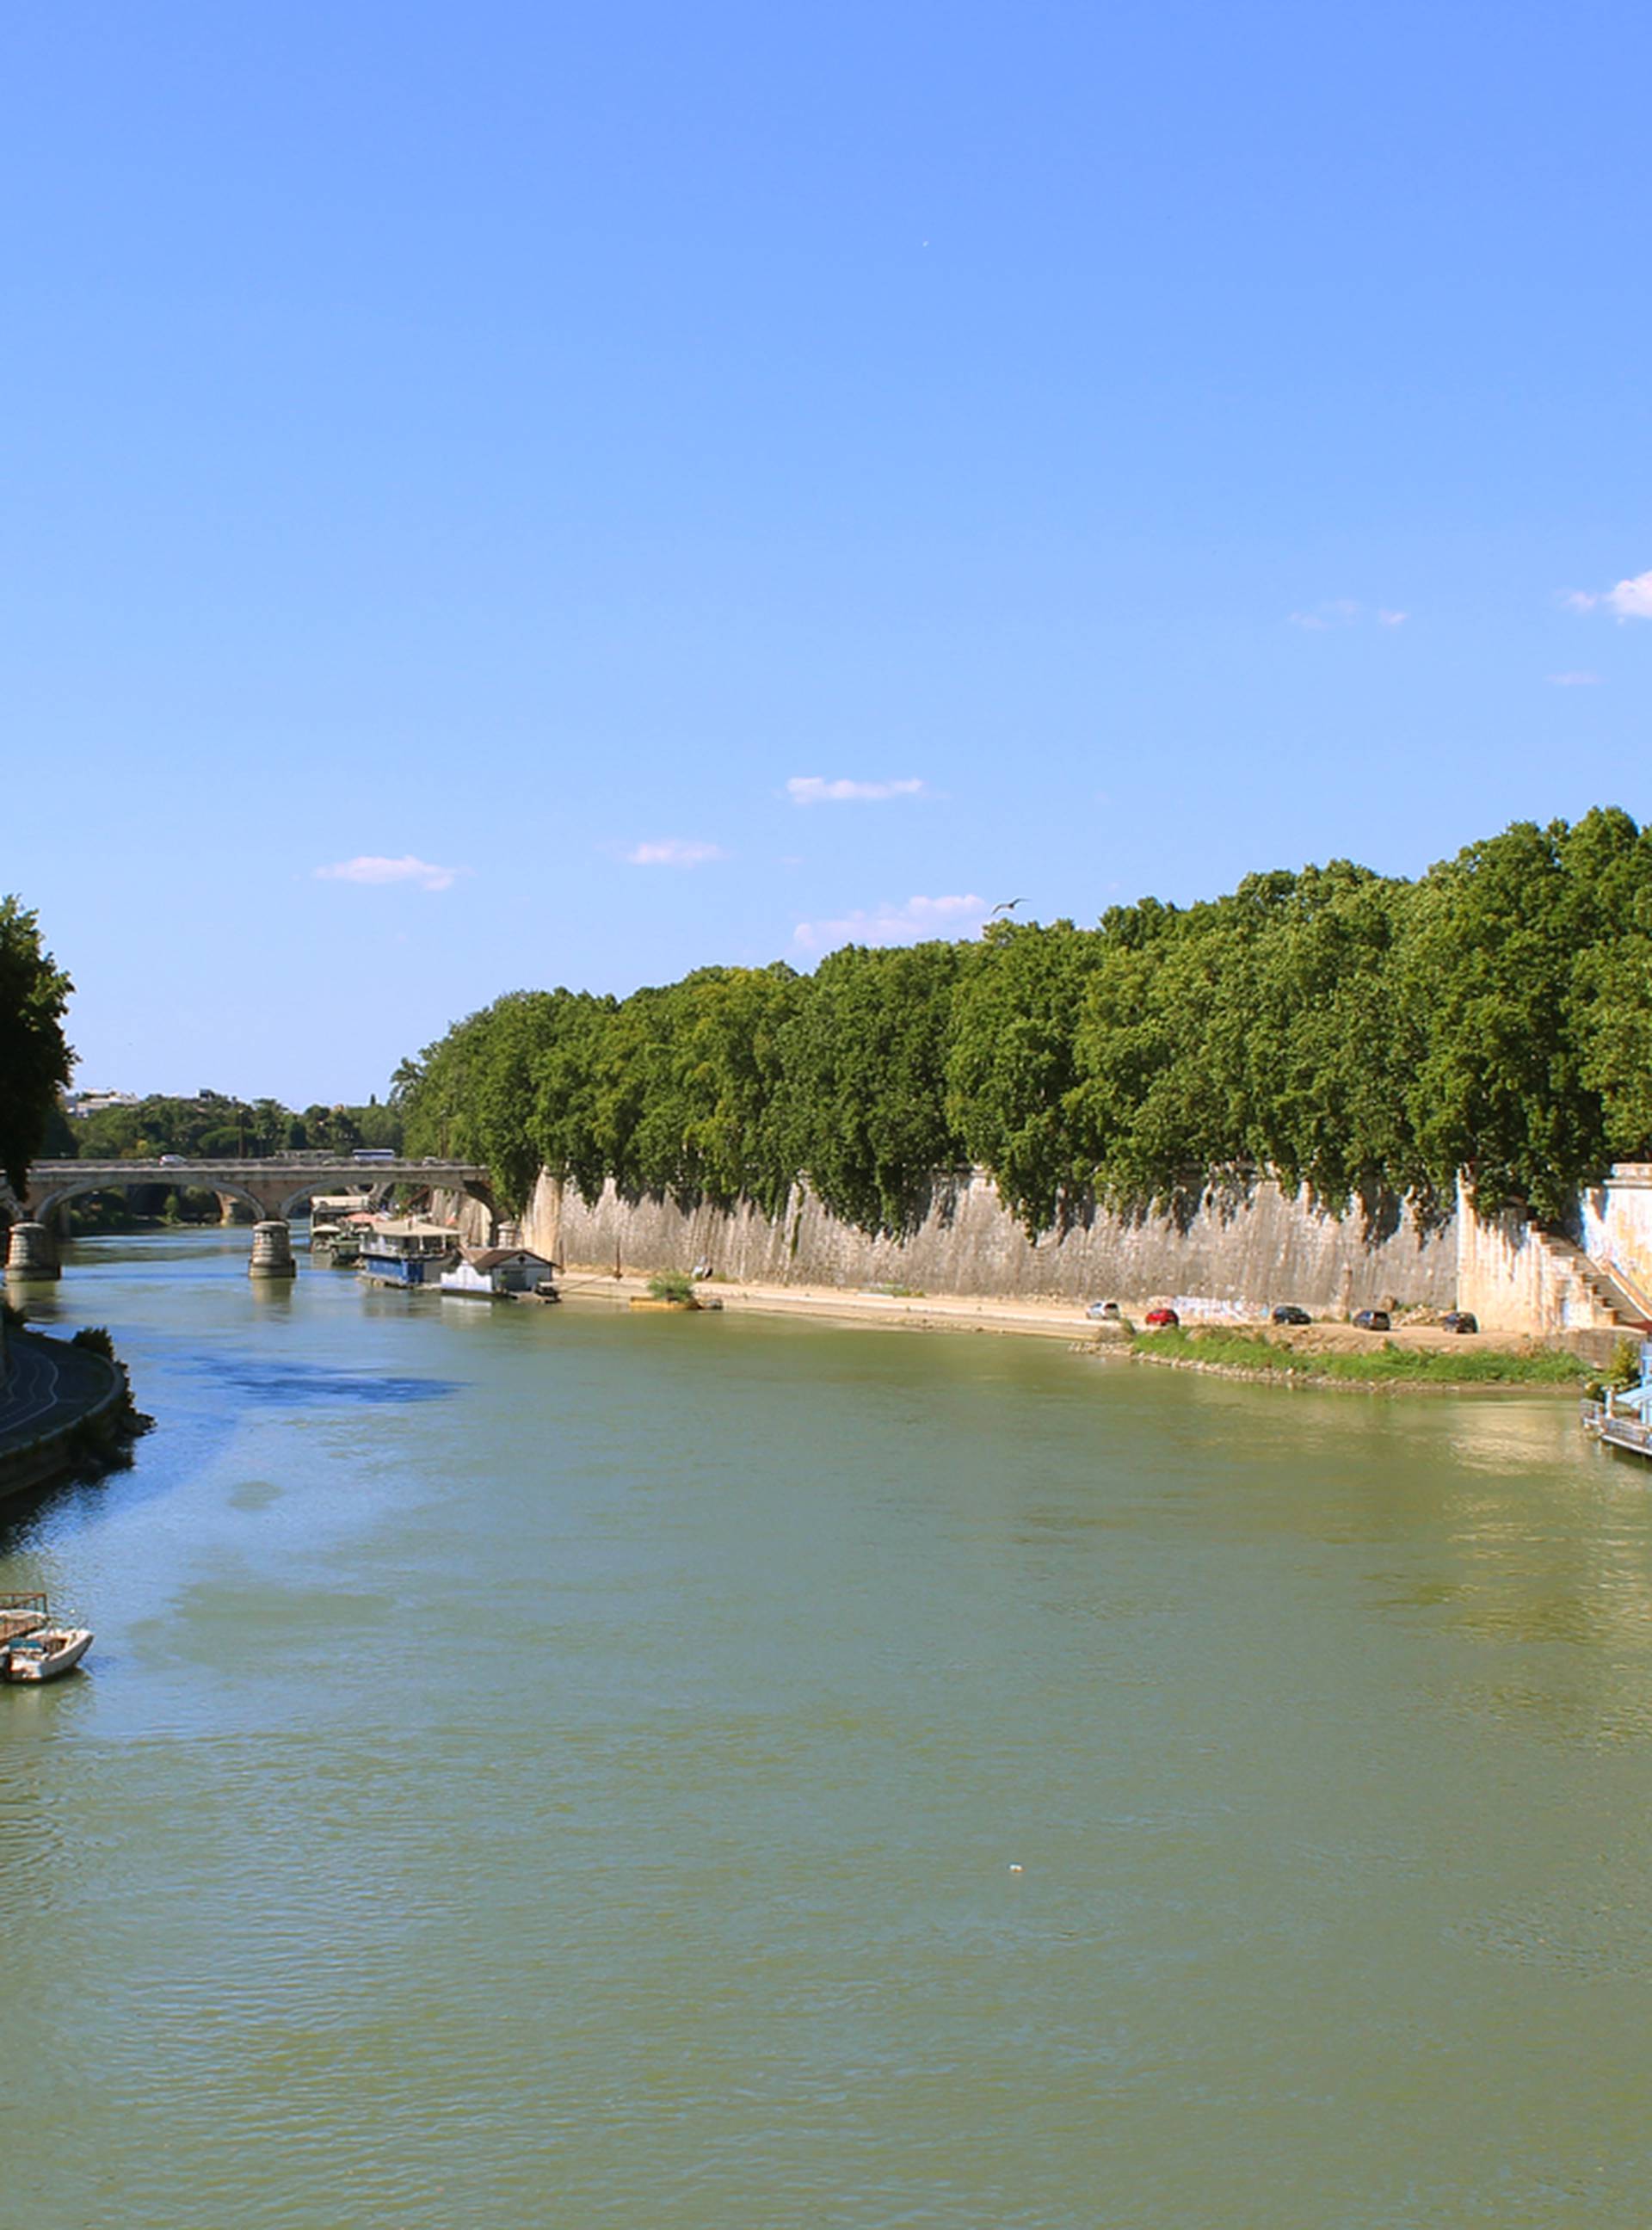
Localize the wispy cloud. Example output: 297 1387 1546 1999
1563 568 1652 620
1287 599 1406 631
314 854 464 891
622 838 726 867
786 776 928 806
1548 670 1602 687
793 892 989 953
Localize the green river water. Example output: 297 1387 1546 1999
3 1229 1651 2227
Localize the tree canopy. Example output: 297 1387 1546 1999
392 809 1652 1235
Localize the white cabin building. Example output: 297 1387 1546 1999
438 1247 558 1300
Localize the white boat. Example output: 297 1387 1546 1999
0 1592 93 1683
2 1627 94 1683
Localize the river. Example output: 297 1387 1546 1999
3 1229 1651 2227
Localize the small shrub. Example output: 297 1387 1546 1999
647 1271 695 1303
1606 1337 1643 1393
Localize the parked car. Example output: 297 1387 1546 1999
1440 1310 1478 1335
1352 1308 1391 1332
1086 1299 1122 1321
1271 1303 1311 1326
1143 1306 1180 1329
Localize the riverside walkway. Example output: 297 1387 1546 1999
0 1327 125 1500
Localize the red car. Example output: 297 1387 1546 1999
1143 1306 1180 1329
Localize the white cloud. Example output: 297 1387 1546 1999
1606 570 1652 619
314 854 463 891
1563 570 1652 619
786 775 928 806
793 892 989 952
1548 670 1602 687
622 838 726 867
1287 599 1407 631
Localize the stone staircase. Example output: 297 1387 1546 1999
1532 1227 1652 1360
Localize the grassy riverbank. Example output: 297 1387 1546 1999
1129 1326 1587 1387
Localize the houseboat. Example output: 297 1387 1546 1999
309 1192 373 1264
357 1220 461 1290
438 1246 559 1301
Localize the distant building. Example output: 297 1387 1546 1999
64 1090 142 1119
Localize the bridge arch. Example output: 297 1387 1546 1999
31 1173 272 1224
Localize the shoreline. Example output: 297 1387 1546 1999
554 1265 1096 1340
552 1263 1583 1389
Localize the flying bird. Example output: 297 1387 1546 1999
989 899 1022 916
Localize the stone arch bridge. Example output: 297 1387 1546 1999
6 1157 494 1278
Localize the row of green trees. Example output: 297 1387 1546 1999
61 1092 402 1162
397 810 1652 1235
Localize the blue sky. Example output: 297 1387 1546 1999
4 1 1648 1105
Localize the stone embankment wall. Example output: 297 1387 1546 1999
1581 1167 1652 1315
515 1167 1458 1315
1452 1167 1652 1347
1454 1196 1603 1338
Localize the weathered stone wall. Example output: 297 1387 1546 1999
428 1189 495 1247
1581 1167 1652 1314
1452 1169 1652 1344
1454 1192 1585 1336
520 1167 1458 1314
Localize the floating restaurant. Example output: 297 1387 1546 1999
357 1220 461 1290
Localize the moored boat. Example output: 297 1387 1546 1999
358 1219 461 1289
0 1593 93 1683
309 1192 374 1265
2 1627 94 1682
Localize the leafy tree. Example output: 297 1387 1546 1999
1398 821 1603 1220
529 991 620 1204
1213 862 1420 1212
946 920 1106 1233
1069 893 1232 1209
773 942 967 1235
1564 810 1652 1165
399 994 564 1213
620 964 804 1211
0 896 73 1190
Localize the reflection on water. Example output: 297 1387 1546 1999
188 1356 463 1407
3 1229 1652 2227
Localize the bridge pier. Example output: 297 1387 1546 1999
5 1221 60 1280
249 1220 297 1280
